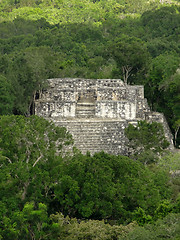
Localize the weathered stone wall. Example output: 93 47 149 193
35 78 148 119
35 78 174 155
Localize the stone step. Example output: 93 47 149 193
76 103 95 118
55 120 129 155
76 110 95 118
76 114 95 118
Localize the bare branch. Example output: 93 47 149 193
122 65 133 85
33 154 43 167
5 156 12 164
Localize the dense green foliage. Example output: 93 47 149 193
0 0 179 144
125 120 170 163
0 115 179 239
0 0 180 238
54 151 172 221
119 213 180 240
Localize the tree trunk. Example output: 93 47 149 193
174 126 179 147
122 65 133 85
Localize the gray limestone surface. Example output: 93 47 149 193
35 78 174 155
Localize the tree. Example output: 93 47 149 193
133 207 152 226
0 75 14 115
5 46 59 115
165 72 180 147
0 115 73 221
145 53 180 145
141 6 180 39
53 151 171 222
145 53 180 109
51 211 137 240
110 35 150 84
125 121 170 163
158 152 180 172
119 213 180 240
174 120 180 147
0 202 59 240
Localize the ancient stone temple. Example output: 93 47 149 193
35 78 173 155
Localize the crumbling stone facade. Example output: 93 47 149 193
35 78 174 155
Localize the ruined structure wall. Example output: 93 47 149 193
35 78 148 120
35 78 174 155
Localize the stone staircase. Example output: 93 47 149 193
55 119 129 155
76 102 95 118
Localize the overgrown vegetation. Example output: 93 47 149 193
0 0 179 145
0 115 179 239
125 121 170 164
0 0 180 239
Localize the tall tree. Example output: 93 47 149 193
125 121 170 163
0 115 73 217
110 35 150 84
6 46 58 115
